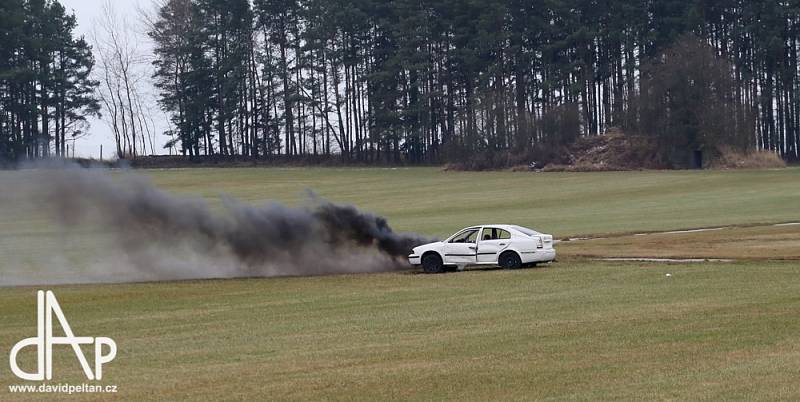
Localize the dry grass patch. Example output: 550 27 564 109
558 224 800 260
711 146 787 170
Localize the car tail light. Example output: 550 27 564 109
537 237 544 248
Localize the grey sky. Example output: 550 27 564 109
61 0 168 159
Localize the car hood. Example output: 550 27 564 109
412 242 444 254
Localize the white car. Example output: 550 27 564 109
408 225 556 273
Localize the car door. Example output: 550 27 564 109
476 227 512 263
443 228 479 265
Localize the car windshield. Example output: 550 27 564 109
510 225 541 237
450 229 479 243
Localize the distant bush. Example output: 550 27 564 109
443 129 667 172
564 130 667 171
439 128 790 173
542 163 628 172
441 149 546 172
710 147 787 170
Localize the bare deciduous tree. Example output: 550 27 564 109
92 1 156 158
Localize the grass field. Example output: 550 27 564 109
139 167 800 237
1 167 799 401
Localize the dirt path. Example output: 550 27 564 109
598 258 735 263
557 222 800 261
558 221 800 243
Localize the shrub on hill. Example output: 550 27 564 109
710 147 787 170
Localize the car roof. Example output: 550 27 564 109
448 225 543 240
461 224 535 232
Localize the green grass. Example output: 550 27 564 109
140 167 800 237
1 167 800 401
2 261 799 401
2 167 799 241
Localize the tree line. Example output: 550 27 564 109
0 0 99 162
3 1 800 164
146 0 800 164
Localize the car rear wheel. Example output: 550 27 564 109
499 252 522 270
422 253 444 274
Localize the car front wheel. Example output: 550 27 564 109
499 252 522 270
422 253 445 274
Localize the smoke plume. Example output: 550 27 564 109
0 167 434 286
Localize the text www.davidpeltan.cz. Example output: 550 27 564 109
8 383 118 395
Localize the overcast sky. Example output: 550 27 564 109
61 0 168 159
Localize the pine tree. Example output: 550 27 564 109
0 0 99 162
144 0 800 163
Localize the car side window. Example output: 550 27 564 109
450 229 479 244
481 228 511 241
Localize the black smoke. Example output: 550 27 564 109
1 166 435 285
